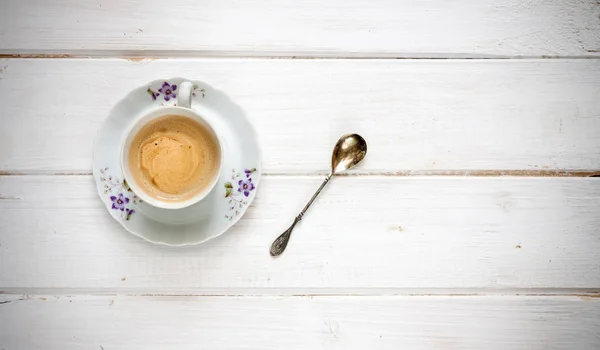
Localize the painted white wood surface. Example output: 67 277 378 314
1 175 598 292
0 295 599 350
1 0 599 57
1 58 599 174
1 1 600 347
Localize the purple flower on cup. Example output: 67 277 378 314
110 193 129 211
158 82 177 101
238 178 255 197
244 169 252 178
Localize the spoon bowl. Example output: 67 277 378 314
332 134 368 174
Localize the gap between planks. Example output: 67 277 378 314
1 170 600 177
1 53 600 60
1 288 599 298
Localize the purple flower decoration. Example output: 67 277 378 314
238 178 255 197
158 82 177 101
147 88 159 101
125 208 135 220
244 169 252 178
110 193 129 211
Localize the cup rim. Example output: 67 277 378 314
120 106 223 210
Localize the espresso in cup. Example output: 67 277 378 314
127 114 220 202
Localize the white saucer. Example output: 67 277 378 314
93 78 261 246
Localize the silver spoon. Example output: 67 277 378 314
270 134 368 256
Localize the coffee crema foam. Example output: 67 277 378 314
128 115 219 202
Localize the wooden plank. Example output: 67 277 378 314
0 58 599 174
1 0 599 57
0 294 598 349
1 175 598 291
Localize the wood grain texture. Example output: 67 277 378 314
0 58 599 174
0 294 599 349
1 175 598 292
1 0 599 57
2 1 599 347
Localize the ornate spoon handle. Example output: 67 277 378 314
270 173 333 256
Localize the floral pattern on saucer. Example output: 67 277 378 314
99 167 142 220
224 168 257 220
147 81 206 104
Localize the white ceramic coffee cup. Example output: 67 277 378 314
120 81 223 210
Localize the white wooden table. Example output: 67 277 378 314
1 1 600 349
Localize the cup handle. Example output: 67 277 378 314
177 81 193 109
